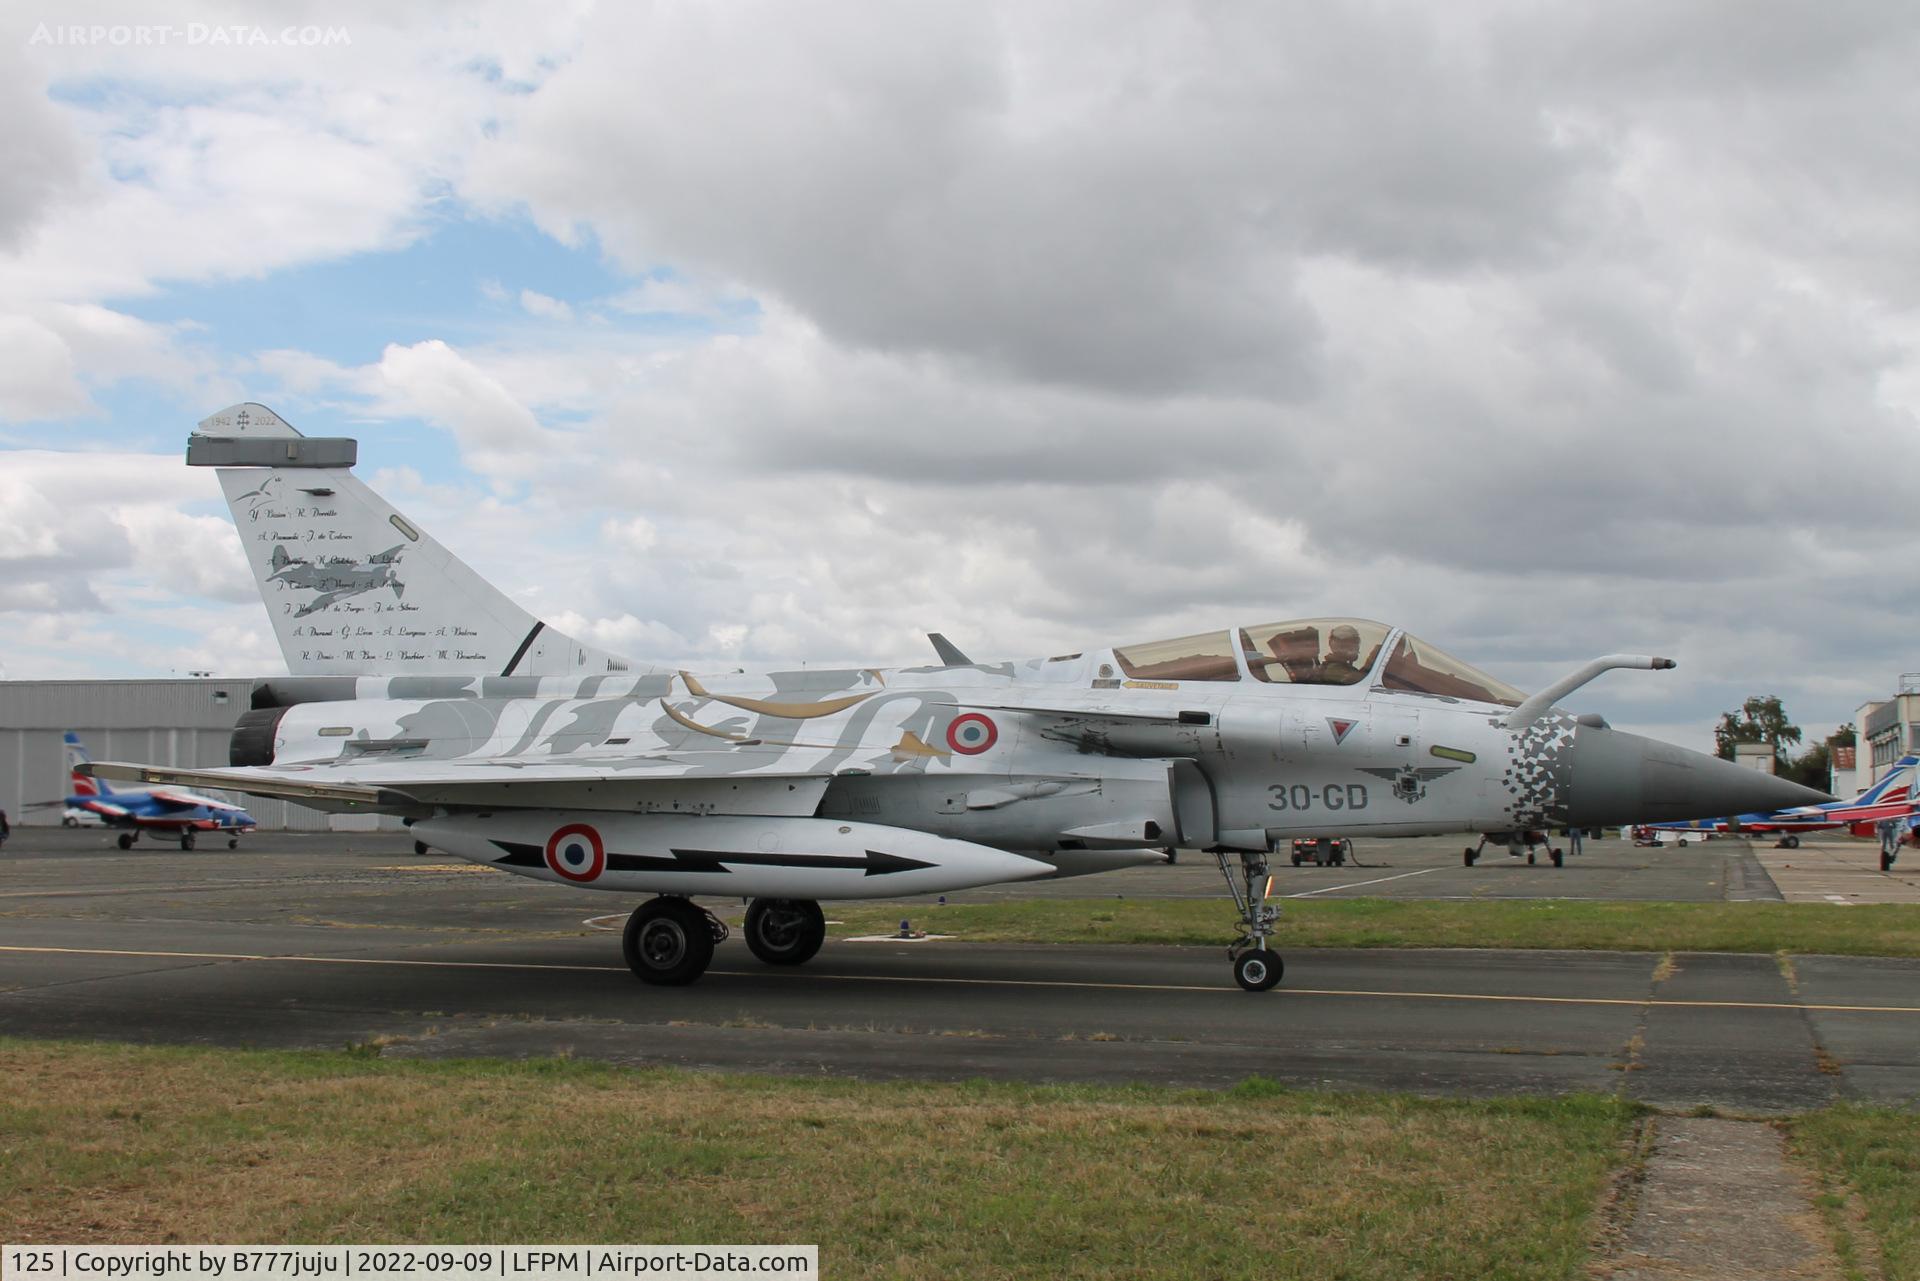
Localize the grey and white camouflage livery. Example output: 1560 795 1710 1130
202 403 630 678
91 405 1833 990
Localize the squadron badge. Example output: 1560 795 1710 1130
1357 764 1460 805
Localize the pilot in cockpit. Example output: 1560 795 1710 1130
1272 627 1321 683
1319 624 1366 684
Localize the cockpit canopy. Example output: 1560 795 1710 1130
1239 619 1391 687
1110 617 1525 707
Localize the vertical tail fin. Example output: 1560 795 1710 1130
191 404 634 678
65 732 108 796
1858 753 1920 805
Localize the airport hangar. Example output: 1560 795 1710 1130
0 678 396 832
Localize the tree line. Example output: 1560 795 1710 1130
1713 694 1854 791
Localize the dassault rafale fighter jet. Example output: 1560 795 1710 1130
88 405 1831 991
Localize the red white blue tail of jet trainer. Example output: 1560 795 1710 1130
31 733 258 850
1653 753 1919 865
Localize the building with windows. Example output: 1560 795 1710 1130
1830 744 1857 800
1854 675 1920 794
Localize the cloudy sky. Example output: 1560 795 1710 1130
4 1 1917 752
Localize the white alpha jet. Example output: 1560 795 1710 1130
90 405 1831 991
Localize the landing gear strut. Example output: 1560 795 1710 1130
744 898 826 966
1465 832 1565 867
1215 848 1283 991
622 896 728 986
180 832 196 851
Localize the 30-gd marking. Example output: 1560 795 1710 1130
1268 782 1369 812
2 944 1918 1013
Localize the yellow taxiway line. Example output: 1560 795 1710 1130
2 943 1918 1014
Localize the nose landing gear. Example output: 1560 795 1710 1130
1215 848 1284 991
1233 949 1283 991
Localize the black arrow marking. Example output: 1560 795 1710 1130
490 841 936 876
492 842 545 868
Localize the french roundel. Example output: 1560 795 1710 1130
946 712 998 755
544 822 605 883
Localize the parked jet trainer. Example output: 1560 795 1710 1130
89 405 1832 991
28 732 256 849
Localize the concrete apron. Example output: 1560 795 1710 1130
1598 1116 1843 1281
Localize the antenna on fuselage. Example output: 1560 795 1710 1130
927 633 972 667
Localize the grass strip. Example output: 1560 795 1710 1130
831 898 1920 956
0 1039 1635 1280
1790 1104 1920 1281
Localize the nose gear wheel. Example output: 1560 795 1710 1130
1215 848 1284 992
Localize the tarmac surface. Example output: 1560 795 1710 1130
1 827 1915 1111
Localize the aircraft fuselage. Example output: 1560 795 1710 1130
238 646 1600 898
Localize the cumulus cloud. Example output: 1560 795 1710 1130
0 314 89 420
463 4 1626 397
7 0 1920 751
362 339 562 480
0 39 83 250
0 451 265 675
0 451 244 584
0 304 245 426
2 0 590 306
518 289 573 322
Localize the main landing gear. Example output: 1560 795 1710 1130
116 833 135 850
1464 833 1565 868
619 895 830 985
622 897 729 985
1877 820 1903 873
180 832 196 851
1215 848 1283 992
743 898 827 966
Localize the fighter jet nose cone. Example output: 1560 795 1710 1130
1564 727 1836 827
